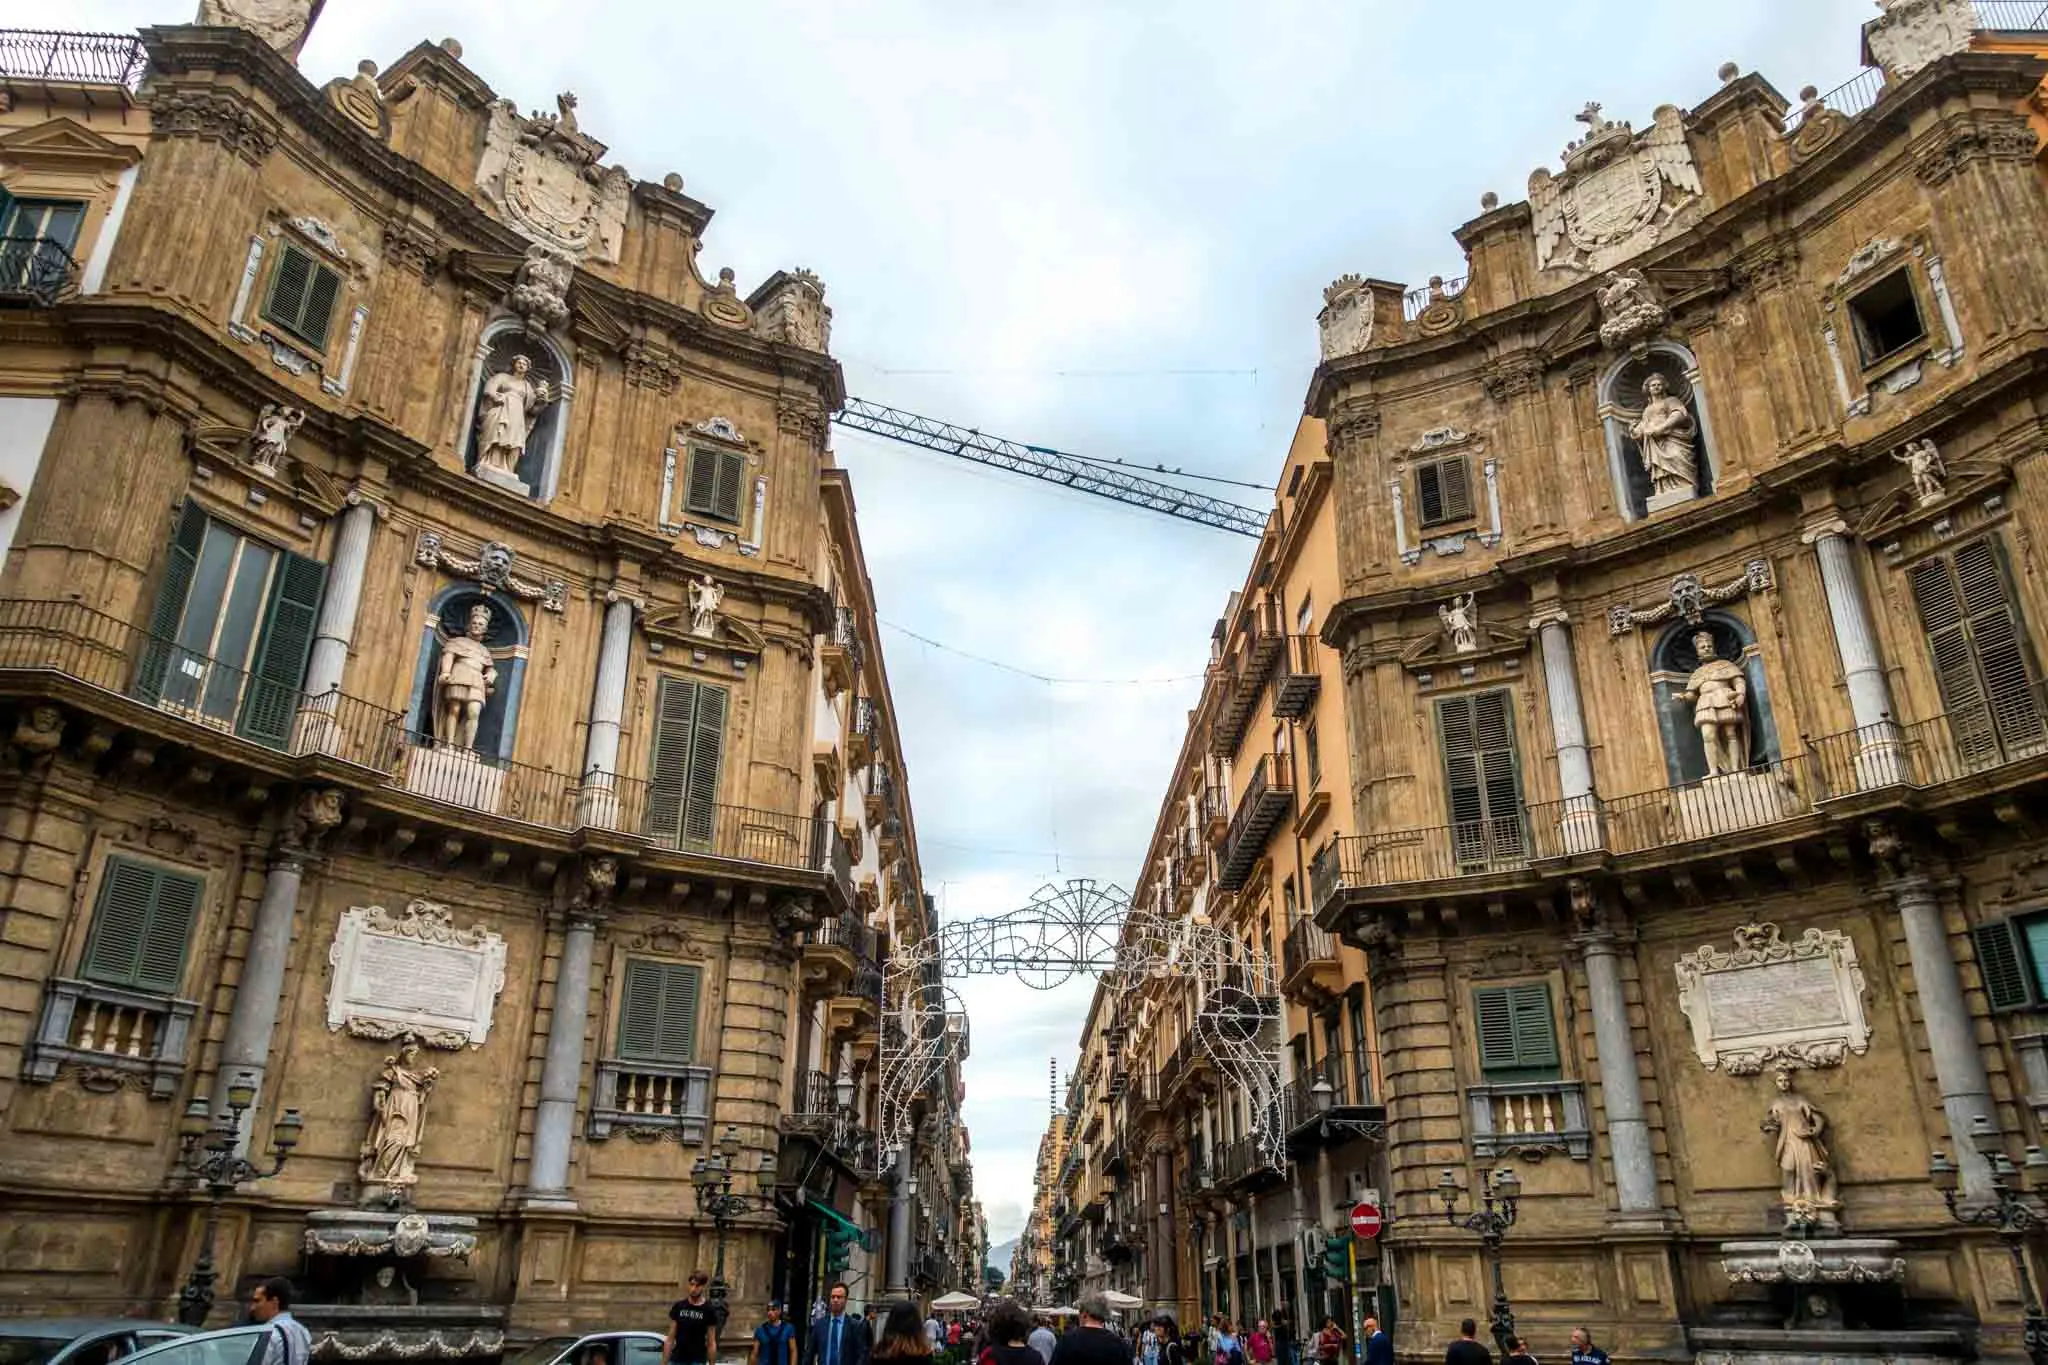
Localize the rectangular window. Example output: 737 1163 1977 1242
1908 537 2045 769
645 675 729 849
1974 917 2048 1012
79 855 204 995
134 502 326 748
1 195 88 294
683 445 748 524
1436 689 1524 869
1347 992 1371 1102
615 957 702 1062
1305 719 1321 788
1282 877 1298 924
259 241 344 350
1415 454 1473 528
1847 268 1927 367
1472 981 1560 1082
1295 593 1313 635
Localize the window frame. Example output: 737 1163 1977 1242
1471 980 1561 1083
258 238 346 352
1845 265 1930 372
1907 534 2046 770
1413 453 1474 530
612 956 704 1064
78 853 205 996
1975 915 2048 1013
682 443 749 526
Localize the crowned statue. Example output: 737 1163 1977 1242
475 355 553 488
1629 373 1699 508
433 604 498 751
359 1036 440 1197
1675 630 1749 777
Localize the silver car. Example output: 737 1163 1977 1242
0 1320 193 1365
509 1330 671 1365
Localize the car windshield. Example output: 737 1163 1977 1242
0 1339 73 1365
507 1339 579 1365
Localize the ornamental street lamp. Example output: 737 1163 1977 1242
176 1073 302 1326
692 1125 764 1321
1439 1166 1521 1356
1930 1116 2048 1365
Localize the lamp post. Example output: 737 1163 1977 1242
693 1125 762 1324
1930 1117 2048 1365
1439 1166 1520 1356
176 1072 302 1326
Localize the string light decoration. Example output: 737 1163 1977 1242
877 878 1285 1170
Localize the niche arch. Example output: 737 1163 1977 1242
456 317 576 503
404 586 530 761
1599 342 1722 522
1647 610 1783 786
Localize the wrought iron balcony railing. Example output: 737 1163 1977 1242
1217 752 1295 890
0 29 148 90
0 236 79 307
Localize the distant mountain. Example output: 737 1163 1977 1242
989 1237 1019 1276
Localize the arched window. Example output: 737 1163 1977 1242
402 587 530 761
1648 612 1782 785
458 319 574 502
1599 343 1720 522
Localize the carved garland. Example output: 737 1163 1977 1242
1608 558 1773 636
414 530 566 613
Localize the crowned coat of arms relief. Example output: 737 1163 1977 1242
475 92 632 266
1529 102 1703 277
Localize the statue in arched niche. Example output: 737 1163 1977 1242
1630 373 1699 504
434 603 498 751
1675 628 1749 777
475 356 553 485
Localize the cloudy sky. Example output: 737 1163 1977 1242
71 0 1878 1243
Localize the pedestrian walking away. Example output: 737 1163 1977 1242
1567 1331 1606 1365
1444 1320 1491 1365
980 1300 1047 1365
876 1303 935 1363
1029 1319 1058 1365
753 1302 800 1365
667 1273 719 1365
1051 1295 1130 1365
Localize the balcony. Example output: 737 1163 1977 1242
1280 917 1343 1005
1211 598 1285 758
1271 635 1322 720
588 1058 713 1141
23 978 198 1100
1214 1132 1286 1189
801 911 877 998
1217 753 1295 891
1201 785 1228 843
848 697 878 770
820 606 862 697
779 1067 874 1174
0 599 850 885
0 29 148 92
1468 1079 1591 1161
0 236 78 308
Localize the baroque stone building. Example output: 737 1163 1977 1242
0 11 970 1344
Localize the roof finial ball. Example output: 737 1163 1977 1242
663 172 684 192
1718 60 1740 83
1480 191 1499 212
440 37 463 58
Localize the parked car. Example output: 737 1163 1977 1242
119 1327 276 1365
509 1330 669 1365
0 1320 193 1365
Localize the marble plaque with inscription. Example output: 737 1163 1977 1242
1675 922 1870 1074
328 900 507 1049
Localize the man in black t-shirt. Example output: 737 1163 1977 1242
668 1272 719 1365
1444 1321 1491 1365
1051 1295 1131 1365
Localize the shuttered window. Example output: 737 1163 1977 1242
132 502 326 749
1415 455 1473 528
1908 538 2045 770
615 957 702 1062
644 675 728 850
79 855 204 996
1974 918 2048 1012
1472 982 1559 1081
1436 689 1524 870
683 446 748 525
259 242 344 350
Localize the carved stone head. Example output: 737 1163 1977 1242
477 542 514 584
1693 629 1717 660
1643 373 1670 400
466 603 493 639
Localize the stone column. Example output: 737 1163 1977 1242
1152 1143 1178 1303
527 908 599 1205
1533 609 1600 854
577 594 636 829
1572 912 1659 1216
1805 519 1902 788
302 498 376 700
887 1147 913 1293
1891 871 1997 1196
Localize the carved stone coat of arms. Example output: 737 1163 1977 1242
1529 102 1703 277
475 92 631 265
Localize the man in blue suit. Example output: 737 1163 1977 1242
806 1283 871 1365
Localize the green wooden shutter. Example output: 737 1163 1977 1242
261 245 313 335
1975 921 2036 1011
1473 691 1524 858
1438 691 1522 868
616 958 701 1062
1955 539 2045 756
644 676 699 844
237 549 325 748
683 683 728 849
134 501 209 704
684 449 721 518
656 962 702 1059
712 450 747 524
299 263 342 348
1416 457 1471 527
79 856 201 995
1472 982 1558 1080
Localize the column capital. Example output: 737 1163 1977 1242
343 485 389 519
1799 514 1852 545
1528 605 1570 631
602 585 645 613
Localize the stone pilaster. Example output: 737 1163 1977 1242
1569 885 1658 1217
526 903 601 1206
302 497 377 701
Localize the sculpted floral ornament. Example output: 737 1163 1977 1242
413 531 566 613
1866 0 1973 80
1608 559 1774 636
506 242 574 334
1675 922 1871 1076
1595 269 1666 350
1529 101 1703 275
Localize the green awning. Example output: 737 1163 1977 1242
806 1197 869 1241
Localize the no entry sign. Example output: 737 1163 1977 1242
1350 1202 1383 1240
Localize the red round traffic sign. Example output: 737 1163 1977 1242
1349 1202 1383 1240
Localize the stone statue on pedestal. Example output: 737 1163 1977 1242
359 1037 440 1197
474 355 552 484
248 403 305 475
1438 592 1479 654
1676 630 1749 777
1629 373 1699 504
433 604 497 751
688 575 724 637
1761 1068 1837 1224
1894 438 1947 506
